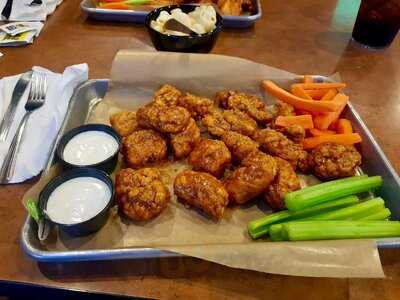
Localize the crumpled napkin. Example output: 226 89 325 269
0 63 88 183
0 0 63 21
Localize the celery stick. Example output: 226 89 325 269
361 208 391 220
305 198 384 221
248 195 359 239
285 175 367 200
269 224 285 241
281 221 400 241
268 200 390 241
285 176 382 211
248 211 290 239
124 0 150 5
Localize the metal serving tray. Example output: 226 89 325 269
21 79 400 262
80 0 262 28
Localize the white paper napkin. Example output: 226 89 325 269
0 63 88 183
0 0 63 21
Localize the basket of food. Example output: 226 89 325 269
81 0 262 28
21 52 400 277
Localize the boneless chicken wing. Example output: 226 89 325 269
169 118 201 159
264 157 300 210
202 109 231 137
282 124 306 143
174 170 229 220
122 129 167 168
137 103 190 133
308 143 362 180
274 100 295 117
153 84 182 107
188 139 231 178
115 168 170 221
254 128 304 169
221 131 259 162
224 150 277 204
109 111 141 137
222 109 258 137
178 93 214 118
216 90 273 124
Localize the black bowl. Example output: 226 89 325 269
39 168 114 237
145 4 223 53
56 124 121 174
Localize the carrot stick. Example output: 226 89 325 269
262 80 340 113
313 93 349 130
295 82 346 90
329 119 339 131
296 109 317 116
337 119 353 134
291 85 313 100
309 128 336 137
275 115 314 129
303 75 313 84
99 2 131 9
321 89 338 101
303 133 362 150
304 89 328 100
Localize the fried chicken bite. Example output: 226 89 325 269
215 90 237 106
223 109 258 137
115 168 170 221
217 91 273 124
188 139 231 178
308 143 362 180
137 103 190 133
221 131 259 162
264 157 300 210
178 93 214 119
174 170 229 220
109 111 140 137
254 128 304 169
224 150 277 204
297 150 311 173
202 109 231 137
283 124 306 143
169 118 201 159
153 84 182 107
122 129 167 168
274 100 295 117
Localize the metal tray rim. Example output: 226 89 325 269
20 79 400 263
80 0 262 25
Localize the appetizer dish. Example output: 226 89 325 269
56 124 121 174
46 176 111 224
150 6 217 36
145 4 222 52
96 0 255 17
109 78 363 222
39 168 114 236
63 130 119 166
33 73 400 244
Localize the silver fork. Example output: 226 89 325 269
0 72 47 183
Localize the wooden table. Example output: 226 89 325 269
1 0 400 299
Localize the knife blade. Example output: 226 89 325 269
1 0 13 20
0 71 32 142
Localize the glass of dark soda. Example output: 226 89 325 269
352 0 400 49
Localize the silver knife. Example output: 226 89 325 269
0 71 32 142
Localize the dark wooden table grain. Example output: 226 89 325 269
0 0 400 299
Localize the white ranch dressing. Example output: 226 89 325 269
46 177 111 224
63 131 118 166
